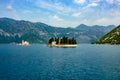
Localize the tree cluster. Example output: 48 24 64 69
48 36 77 44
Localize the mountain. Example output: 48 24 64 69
0 18 57 43
76 24 115 32
94 25 120 44
0 17 116 44
76 24 90 31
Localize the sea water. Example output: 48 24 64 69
0 44 120 80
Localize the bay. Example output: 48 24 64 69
0 44 120 80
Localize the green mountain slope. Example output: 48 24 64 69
94 25 120 44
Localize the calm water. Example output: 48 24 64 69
0 44 120 80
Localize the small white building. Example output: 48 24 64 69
18 40 30 46
51 41 56 46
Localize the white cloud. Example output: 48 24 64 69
86 3 98 8
22 10 32 14
109 9 120 17
6 5 13 11
45 15 81 27
106 0 114 4
80 17 120 26
105 0 120 4
95 18 109 24
36 0 63 11
6 0 14 11
116 0 120 2
74 0 86 4
47 19 80 27
35 0 74 15
52 15 63 21
92 0 101 3
2 0 120 28
72 12 81 17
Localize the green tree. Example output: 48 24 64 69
48 37 54 44
55 37 59 44
63 36 68 44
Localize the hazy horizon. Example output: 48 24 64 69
0 0 120 27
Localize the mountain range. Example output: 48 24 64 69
0 17 116 44
94 25 120 44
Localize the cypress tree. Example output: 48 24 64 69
48 37 54 44
48 36 77 44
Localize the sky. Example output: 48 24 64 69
0 0 120 27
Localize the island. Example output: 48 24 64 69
17 40 30 46
47 36 77 47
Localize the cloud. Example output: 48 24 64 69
46 15 81 27
6 0 14 11
36 0 62 11
22 10 32 14
47 19 80 27
72 12 81 17
35 0 74 15
52 15 63 21
95 18 109 24
86 3 98 8
94 17 120 26
79 16 120 26
106 0 114 4
74 0 86 4
106 0 120 4
92 0 101 3
6 5 13 11
109 9 120 17
1 0 120 28
116 0 120 2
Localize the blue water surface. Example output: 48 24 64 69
0 44 120 80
